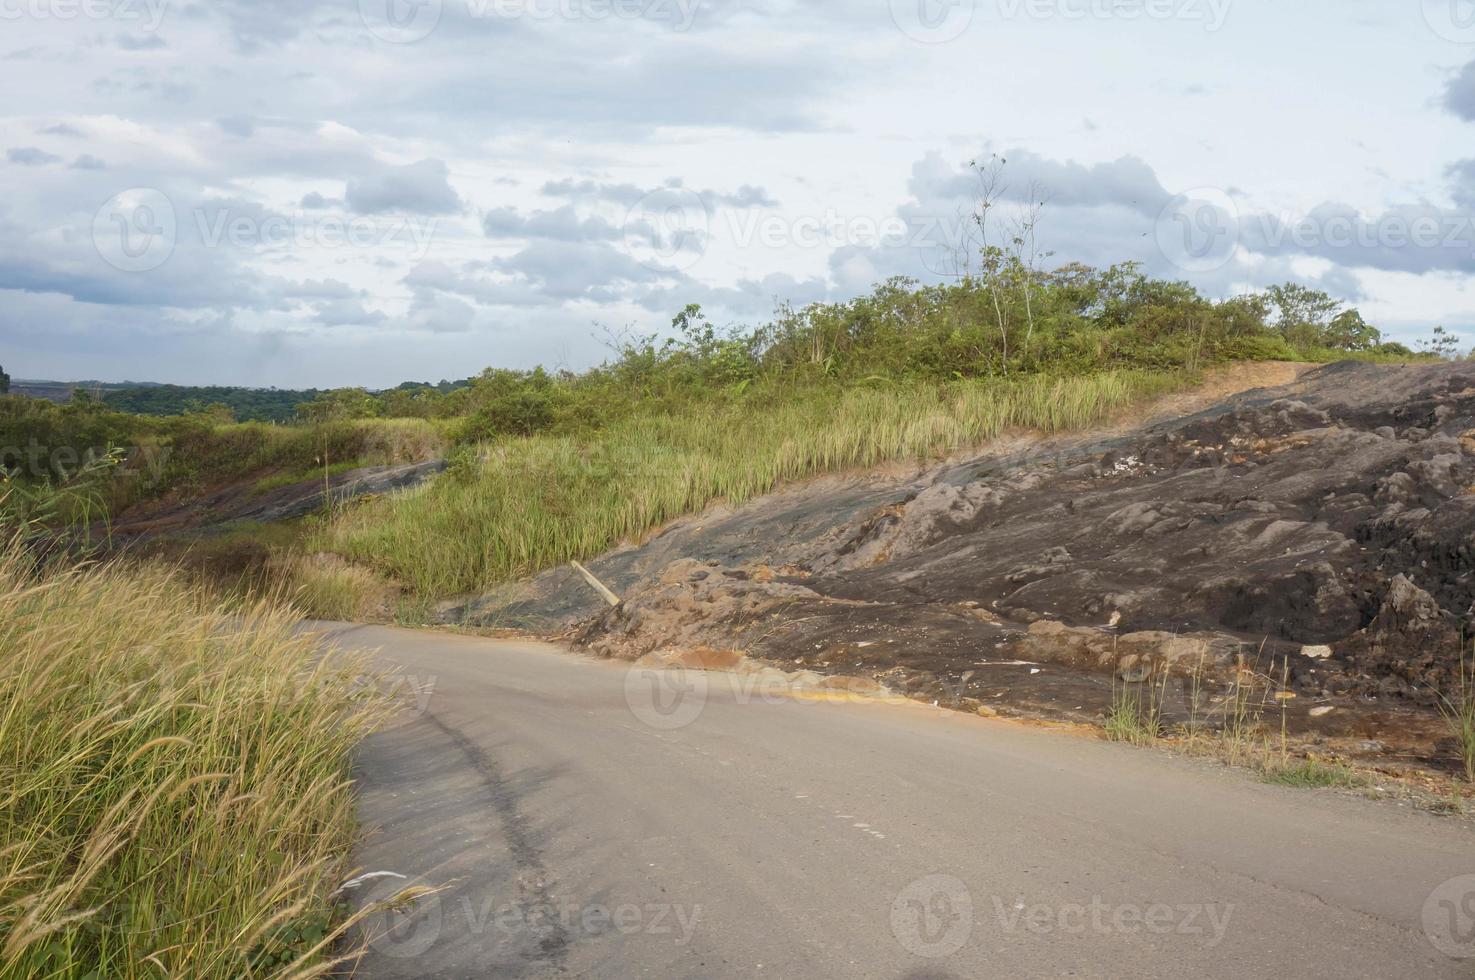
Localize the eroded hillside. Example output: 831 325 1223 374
454 361 1475 766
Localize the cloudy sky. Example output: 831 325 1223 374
3 0 1474 387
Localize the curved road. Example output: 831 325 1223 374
316 624 1475 979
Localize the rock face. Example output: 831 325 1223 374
454 362 1475 720
1338 574 1463 703
111 459 448 535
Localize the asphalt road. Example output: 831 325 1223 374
316 623 1475 979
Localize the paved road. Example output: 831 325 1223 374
317 623 1475 979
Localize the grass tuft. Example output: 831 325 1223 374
281 552 397 622
1263 759 1366 789
1439 647 1475 782
0 545 391 977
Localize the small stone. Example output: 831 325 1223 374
1301 645 1334 660
1309 706 1335 718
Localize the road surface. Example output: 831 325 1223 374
316 624 1475 979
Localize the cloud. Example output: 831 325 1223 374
70 155 107 170
1240 202 1475 276
482 205 622 241
300 191 343 210
542 177 778 211
283 278 361 301
407 288 477 334
490 240 687 302
117 33 168 51
1452 160 1475 211
908 150 1170 218
345 159 462 215
8 147 61 166
210 0 335 50
313 297 387 328
834 145 1475 305
1445 60 1475 122
218 115 255 138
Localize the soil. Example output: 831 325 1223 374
446 361 1475 776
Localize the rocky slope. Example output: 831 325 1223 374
448 362 1475 761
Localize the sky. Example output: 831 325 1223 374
2 0 1475 387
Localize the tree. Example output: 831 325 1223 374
296 388 382 423
1323 309 1381 351
0 364 9 395
1266 283 1341 348
953 156 1053 372
1265 284 1381 351
1418 326 1462 359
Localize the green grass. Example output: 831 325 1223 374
1104 665 1169 746
1439 650 1475 782
1263 759 1366 789
252 459 365 496
0 547 391 977
313 369 1188 597
170 418 446 491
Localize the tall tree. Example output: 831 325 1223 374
0 363 9 395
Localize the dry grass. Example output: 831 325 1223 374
0 546 392 978
280 552 397 623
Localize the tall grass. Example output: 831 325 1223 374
1439 647 1475 782
280 552 396 623
0 548 390 977
315 369 1187 597
166 418 447 489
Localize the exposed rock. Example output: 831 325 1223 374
1338 574 1463 703
455 361 1475 727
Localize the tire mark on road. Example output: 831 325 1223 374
425 712 571 967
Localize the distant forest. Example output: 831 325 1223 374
96 380 472 423
100 385 324 423
0 379 473 423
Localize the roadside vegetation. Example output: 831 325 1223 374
1099 649 1475 802
319 367 1185 596
305 268 1418 596
1 261 1432 614
1439 651 1475 783
0 487 392 977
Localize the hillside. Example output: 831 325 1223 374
451 360 1475 774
